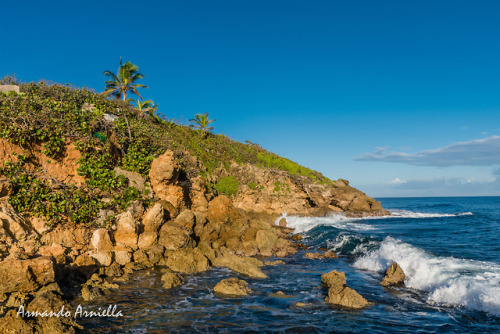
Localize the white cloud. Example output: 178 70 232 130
356 135 500 167
389 177 407 184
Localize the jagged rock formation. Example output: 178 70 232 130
321 270 371 309
381 262 405 286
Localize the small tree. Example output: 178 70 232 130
189 112 215 132
131 99 154 113
103 58 147 101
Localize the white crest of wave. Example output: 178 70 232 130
274 213 377 233
389 209 473 218
275 209 473 234
354 237 500 315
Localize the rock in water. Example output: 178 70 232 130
305 251 338 259
161 272 183 289
381 262 405 286
321 270 371 309
212 253 267 278
214 278 251 296
325 286 371 309
321 270 346 292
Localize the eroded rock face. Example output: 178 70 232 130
214 277 251 296
91 229 114 251
229 162 387 216
158 221 195 251
0 139 85 187
142 203 165 233
206 195 239 223
114 212 139 250
381 262 405 286
0 290 80 334
165 248 209 274
0 256 56 294
0 200 32 242
149 150 188 210
321 270 370 309
89 251 113 267
0 178 13 197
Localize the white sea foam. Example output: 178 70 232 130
275 209 473 233
275 213 376 233
353 237 500 315
389 209 473 218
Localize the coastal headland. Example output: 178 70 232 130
0 82 387 332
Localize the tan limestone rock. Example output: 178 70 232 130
214 277 251 296
165 248 209 274
142 203 165 232
0 256 56 294
206 195 239 223
91 228 114 251
161 272 183 289
212 253 267 278
114 211 139 250
381 262 405 286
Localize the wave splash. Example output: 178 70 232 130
275 213 377 234
353 237 500 315
276 210 473 233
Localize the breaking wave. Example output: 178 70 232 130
276 210 473 233
354 237 500 315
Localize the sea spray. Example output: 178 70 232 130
354 236 500 315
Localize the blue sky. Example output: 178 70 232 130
2 0 499 197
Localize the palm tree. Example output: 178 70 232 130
189 112 215 132
103 58 147 101
131 99 154 113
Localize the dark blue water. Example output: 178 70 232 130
77 197 500 333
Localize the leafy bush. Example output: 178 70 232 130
215 176 239 197
0 159 105 225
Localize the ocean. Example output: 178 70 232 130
77 196 500 333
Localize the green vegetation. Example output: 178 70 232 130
248 181 257 190
0 156 104 225
0 78 330 226
273 181 290 194
131 99 154 114
189 112 215 132
215 176 239 197
103 58 147 101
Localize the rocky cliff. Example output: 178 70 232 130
0 81 387 332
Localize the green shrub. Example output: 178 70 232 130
215 176 239 197
0 159 104 225
248 181 257 190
